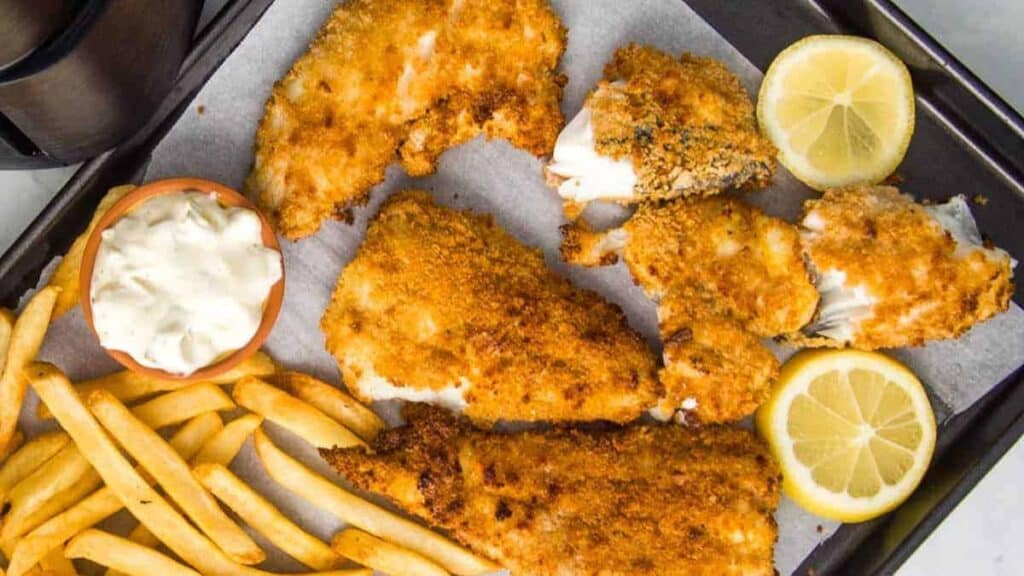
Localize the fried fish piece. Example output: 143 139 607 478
796 186 1014 349
248 0 567 239
655 293 780 425
562 196 818 423
320 191 659 425
545 44 775 215
322 405 781 576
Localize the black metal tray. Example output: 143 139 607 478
1 1 1022 574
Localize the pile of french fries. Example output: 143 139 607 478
0 287 499 576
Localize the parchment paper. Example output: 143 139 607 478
23 0 1024 574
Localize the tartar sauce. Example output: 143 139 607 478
90 192 282 375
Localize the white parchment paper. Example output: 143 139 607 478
22 0 1024 574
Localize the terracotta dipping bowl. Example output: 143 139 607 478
79 177 284 383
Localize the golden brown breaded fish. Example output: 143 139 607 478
562 196 818 423
656 293 780 425
321 191 659 425
797 186 1014 349
322 405 781 576
248 0 567 239
546 44 775 214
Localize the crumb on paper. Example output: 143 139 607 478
196 105 206 115
816 524 823 534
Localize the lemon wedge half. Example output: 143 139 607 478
756 349 936 522
757 35 915 190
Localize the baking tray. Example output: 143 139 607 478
1 0 1022 574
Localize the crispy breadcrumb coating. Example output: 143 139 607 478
322 405 781 576
562 196 818 423
546 44 775 211
321 191 660 425
248 0 567 239
655 293 780 425
796 186 1014 349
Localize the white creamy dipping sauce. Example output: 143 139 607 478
90 191 282 375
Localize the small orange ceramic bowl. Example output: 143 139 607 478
79 177 284 383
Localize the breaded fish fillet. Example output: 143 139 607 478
248 0 567 239
546 44 775 215
563 196 818 423
322 405 781 576
797 186 1014 349
320 191 659 425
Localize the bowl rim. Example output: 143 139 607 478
79 177 285 383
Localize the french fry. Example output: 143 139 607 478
65 529 199 576
195 463 343 570
87 390 265 566
3 444 99 540
131 384 235 430
252 429 497 575
192 413 263 467
36 351 275 419
0 431 71 506
2 470 102 541
124 521 160 547
0 309 13 377
48 185 136 318
29 363 384 576
234 377 363 449
8 444 92 507
332 528 449 576
0 430 24 466
274 372 384 442
38 547 76 576
123 412 255 553
0 286 59 452
28 362 258 576
7 413 222 576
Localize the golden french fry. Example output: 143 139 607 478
123 521 161 548
0 432 70 509
7 413 222 576
274 372 384 442
38 352 276 419
125 412 253 553
0 308 13 378
252 429 496 575
38 547 76 576
0 430 24 466
234 377 363 449
131 384 235 430
2 469 102 541
8 443 91 506
170 412 226 456
28 362 259 576
0 286 59 452
0 431 71 506
192 413 263 467
195 463 343 570
49 185 136 318
87 390 264 566
65 529 199 576
332 528 449 576
29 364 388 576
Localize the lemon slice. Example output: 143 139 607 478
757 35 915 190
755 349 936 522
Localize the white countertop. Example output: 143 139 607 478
1 1 1020 574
